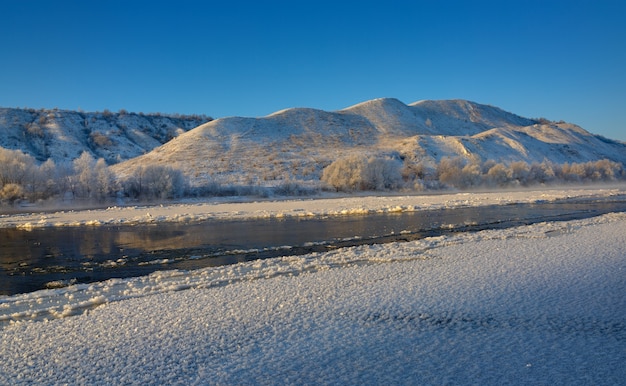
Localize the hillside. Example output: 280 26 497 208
0 108 211 164
111 98 626 188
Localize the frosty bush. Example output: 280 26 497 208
592 159 623 180
437 157 481 188
72 152 96 198
508 161 531 185
0 148 36 187
322 155 624 192
94 159 115 200
363 157 403 190
485 163 509 187
528 161 556 184
274 180 319 196
123 165 186 199
0 148 47 203
69 152 115 199
90 132 113 147
0 183 24 204
437 158 625 189
321 155 402 192
555 159 624 182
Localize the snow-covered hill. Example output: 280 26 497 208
0 108 210 164
111 98 626 187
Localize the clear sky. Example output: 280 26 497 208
1 0 625 141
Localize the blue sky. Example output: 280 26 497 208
1 0 625 141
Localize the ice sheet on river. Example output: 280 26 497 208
1 212 625 384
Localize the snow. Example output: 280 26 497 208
1 190 625 384
1 187 624 229
0 107 207 164
108 98 626 187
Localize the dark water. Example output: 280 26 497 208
2 196 626 296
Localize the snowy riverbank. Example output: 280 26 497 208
2 187 625 229
1 209 625 384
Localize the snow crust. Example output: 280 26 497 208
1 187 623 229
1 198 625 384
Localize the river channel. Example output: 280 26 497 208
2 196 626 296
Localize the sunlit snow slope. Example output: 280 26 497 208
112 98 626 186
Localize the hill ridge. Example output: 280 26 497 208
0 107 211 164
109 98 626 187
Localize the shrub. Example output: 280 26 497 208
321 156 366 191
437 157 481 188
90 132 113 147
486 163 509 187
94 158 115 200
274 180 318 196
588 159 623 181
0 183 24 204
70 152 115 199
508 161 530 185
0 148 34 186
321 155 402 192
25 123 44 137
528 161 556 184
123 165 186 199
73 152 96 198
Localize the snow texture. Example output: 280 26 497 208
1 197 625 384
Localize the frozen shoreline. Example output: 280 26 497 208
1 210 625 384
2 187 625 229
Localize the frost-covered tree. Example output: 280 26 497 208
29 158 58 199
0 183 24 204
73 152 97 198
485 163 508 187
123 165 185 199
434 157 474 188
528 161 556 184
0 148 36 186
508 161 531 185
0 150 61 202
592 159 623 180
321 156 364 191
322 155 402 192
94 158 115 200
71 152 115 199
362 157 403 190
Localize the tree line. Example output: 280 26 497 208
1 147 625 206
0 149 184 205
321 155 626 192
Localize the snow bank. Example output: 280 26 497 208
1 212 625 384
2 187 623 229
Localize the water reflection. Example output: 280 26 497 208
116 228 191 251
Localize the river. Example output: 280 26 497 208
2 195 626 296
